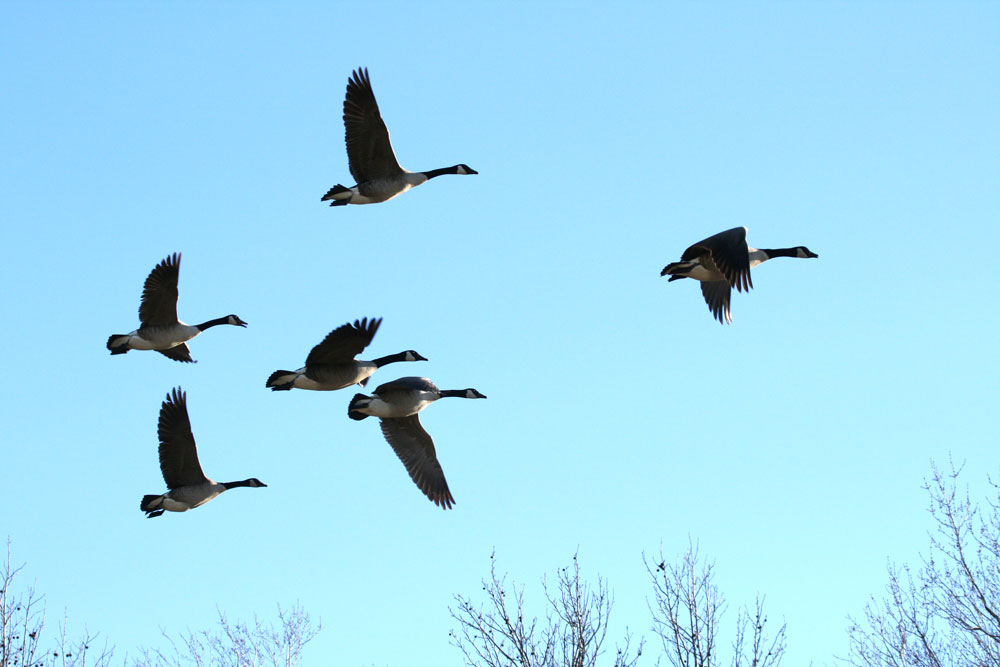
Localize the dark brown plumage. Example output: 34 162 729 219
379 415 455 510
138 253 181 327
306 317 381 366
681 227 753 293
156 387 207 490
342 68 402 184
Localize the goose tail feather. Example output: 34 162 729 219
266 370 296 391
348 394 371 421
107 334 130 354
321 184 351 201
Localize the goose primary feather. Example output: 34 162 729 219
140 388 266 518
266 317 426 391
660 227 818 324
347 376 487 510
321 68 477 206
106 253 247 362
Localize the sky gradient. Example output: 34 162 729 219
2 2 998 665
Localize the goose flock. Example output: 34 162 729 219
110 67 818 514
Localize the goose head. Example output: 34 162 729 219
455 164 478 175
795 247 819 259
463 389 487 399
246 478 267 487
227 315 249 327
404 350 428 362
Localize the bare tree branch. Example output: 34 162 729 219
449 552 643 667
1 539 116 667
132 603 320 667
845 460 1000 667
646 540 785 667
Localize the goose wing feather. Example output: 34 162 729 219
700 281 734 324
684 227 752 292
157 343 194 363
343 68 403 183
379 415 454 509
306 317 382 365
157 388 208 489
139 253 181 326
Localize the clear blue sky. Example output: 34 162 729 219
2 2 998 664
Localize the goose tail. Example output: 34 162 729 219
141 494 165 518
321 184 352 205
266 370 296 391
660 261 691 279
107 334 130 354
348 394 371 421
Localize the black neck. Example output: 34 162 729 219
222 479 256 489
758 248 798 258
372 351 410 368
439 389 469 398
422 165 460 179
196 316 231 330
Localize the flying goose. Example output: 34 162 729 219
266 317 427 391
141 388 266 518
660 227 818 324
347 376 487 510
321 67 477 206
107 253 247 362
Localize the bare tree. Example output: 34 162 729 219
645 541 786 667
449 552 642 667
845 461 1000 667
0 541 114 667
731 596 786 667
1 540 318 667
132 603 320 667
